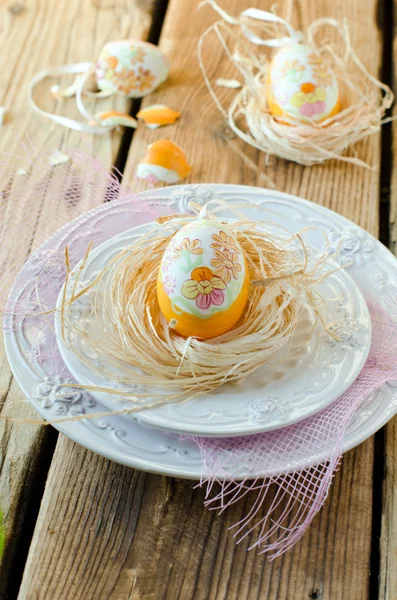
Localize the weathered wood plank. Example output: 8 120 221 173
17 0 383 598
379 422 396 600
0 0 156 595
19 436 374 600
379 1 397 596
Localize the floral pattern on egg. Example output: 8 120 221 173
96 40 170 98
267 43 340 123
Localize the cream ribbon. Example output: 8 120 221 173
202 1 303 47
29 62 114 135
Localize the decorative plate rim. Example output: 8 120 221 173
3 183 397 480
54 221 372 437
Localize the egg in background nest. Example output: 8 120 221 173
266 43 340 123
96 40 170 98
157 220 249 339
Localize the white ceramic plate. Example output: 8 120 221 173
4 184 397 480
55 223 371 437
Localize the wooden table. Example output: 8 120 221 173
0 0 395 598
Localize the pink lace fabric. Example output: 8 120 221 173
1 147 396 559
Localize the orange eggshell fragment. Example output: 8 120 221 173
93 111 138 128
136 139 192 183
137 104 181 127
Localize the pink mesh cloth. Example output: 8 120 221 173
193 304 396 556
1 146 395 559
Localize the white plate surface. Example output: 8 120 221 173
4 184 397 480
55 222 371 437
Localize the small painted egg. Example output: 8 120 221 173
157 220 249 339
266 43 340 123
96 40 170 98
136 140 192 183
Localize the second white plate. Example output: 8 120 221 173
55 218 372 437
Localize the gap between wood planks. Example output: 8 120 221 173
3 1 171 599
370 0 394 598
114 0 170 178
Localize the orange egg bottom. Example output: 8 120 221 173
157 269 250 339
266 90 341 125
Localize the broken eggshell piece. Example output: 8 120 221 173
92 111 138 128
137 104 181 128
136 140 192 183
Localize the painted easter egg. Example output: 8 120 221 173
266 43 340 123
136 140 192 183
96 40 170 98
157 220 249 339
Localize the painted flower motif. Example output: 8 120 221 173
104 69 115 81
290 82 326 118
307 52 323 66
116 45 143 67
163 274 176 295
97 50 116 78
106 55 118 69
211 230 241 255
115 68 139 94
211 249 241 283
276 90 291 106
280 59 305 81
312 64 333 88
129 46 145 64
181 267 226 310
137 67 155 92
172 238 204 261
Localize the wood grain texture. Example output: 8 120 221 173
379 2 396 597
18 1 383 599
19 436 374 600
379 419 396 600
0 0 156 595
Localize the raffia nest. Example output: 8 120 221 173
198 1 393 168
59 201 339 413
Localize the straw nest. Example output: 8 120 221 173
198 1 393 168
59 201 339 413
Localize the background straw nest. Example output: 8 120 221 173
198 2 393 167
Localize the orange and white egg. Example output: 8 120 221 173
96 40 170 98
266 43 340 123
136 140 192 183
157 220 249 339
